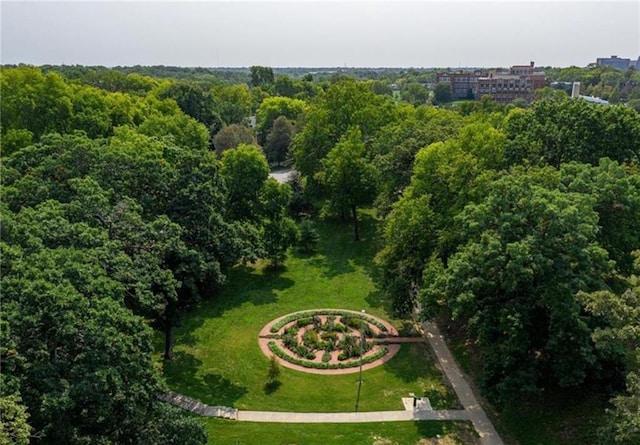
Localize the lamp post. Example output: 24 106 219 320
355 310 365 412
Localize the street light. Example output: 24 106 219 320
355 309 366 412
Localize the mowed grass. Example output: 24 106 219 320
202 419 476 445
160 214 456 412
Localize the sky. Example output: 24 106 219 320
1 0 639 68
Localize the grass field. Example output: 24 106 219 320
202 419 477 445
158 214 468 443
161 214 455 412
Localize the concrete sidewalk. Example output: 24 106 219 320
237 409 469 423
423 322 504 445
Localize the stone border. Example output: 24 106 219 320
258 309 405 375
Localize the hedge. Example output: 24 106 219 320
269 309 388 333
267 341 389 370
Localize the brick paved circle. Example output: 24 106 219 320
258 309 403 375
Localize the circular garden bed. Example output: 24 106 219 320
258 309 401 375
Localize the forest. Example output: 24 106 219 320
1 64 639 444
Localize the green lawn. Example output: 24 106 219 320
202 419 476 445
160 214 456 413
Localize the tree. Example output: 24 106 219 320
211 84 253 125
220 144 270 221
298 219 320 253
433 82 452 104
265 355 282 393
157 81 219 127
578 252 640 444
401 82 429 106
375 194 438 316
292 79 397 194
420 168 612 401
0 394 31 445
250 66 274 87
503 98 640 167
212 124 258 156
264 116 293 166
1 267 194 443
321 128 377 241
274 75 296 97
255 96 307 144
371 107 464 216
260 179 299 268
138 113 210 151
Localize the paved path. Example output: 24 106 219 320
163 321 504 444
423 322 504 445
237 409 469 423
269 167 293 184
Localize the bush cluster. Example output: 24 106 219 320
267 341 389 370
269 309 388 333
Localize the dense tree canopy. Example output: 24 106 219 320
0 66 300 443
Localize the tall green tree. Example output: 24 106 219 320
421 168 612 401
220 143 270 222
321 128 377 241
212 124 258 157
579 253 640 444
292 79 398 193
264 116 294 166
260 179 299 267
433 82 452 104
250 66 275 87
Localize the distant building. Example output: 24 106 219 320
435 70 484 100
475 62 546 104
571 82 610 105
435 62 546 104
596 55 635 70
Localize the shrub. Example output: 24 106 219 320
283 333 298 350
296 318 313 328
298 219 320 253
321 331 338 343
302 329 319 349
267 355 281 384
321 351 332 363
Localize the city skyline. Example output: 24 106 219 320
1 1 639 68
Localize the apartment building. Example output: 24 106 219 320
436 62 546 104
435 70 484 100
476 62 546 104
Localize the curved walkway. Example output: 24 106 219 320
163 321 504 445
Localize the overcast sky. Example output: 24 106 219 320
1 1 639 68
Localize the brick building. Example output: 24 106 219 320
435 70 484 100
476 62 546 104
436 62 546 104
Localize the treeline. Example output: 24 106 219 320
1 64 640 444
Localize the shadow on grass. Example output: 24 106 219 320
178 265 295 346
163 351 248 407
263 380 282 395
381 344 422 384
414 420 475 443
413 420 454 438
298 213 380 280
